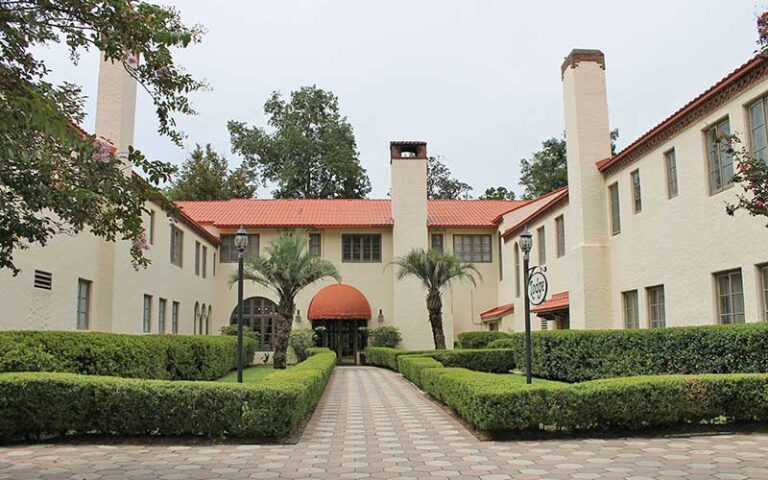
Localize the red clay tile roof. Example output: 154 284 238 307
176 199 526 229
479 303 514 321
500 187 569 239
531 291 569 314
308 284 372 320
597 54 768 174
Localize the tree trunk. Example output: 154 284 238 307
273 300 294 369
426 289 446 350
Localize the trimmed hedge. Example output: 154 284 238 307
419 368 768 433
365 347 433 370
0 331 256 381
0 348 336 441
455 331 511 349
423 349 516 373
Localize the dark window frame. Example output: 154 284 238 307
342 234 382 263
453 234 492 263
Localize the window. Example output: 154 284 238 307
194 302 200 334
143 295 152 333
431 234 444 253
749 96 768 162
170 226 184 267
715 269 745 324
213 253 216 277
148 210 156 245
199 304 206 335
220 234 259 262
309 233 322 256
202 246 208 278
194 241 201 276
631 169 642 213
514 243 521 297
706 118 734 194
76 279 91 330
623 290 639 329
488 321 499 332
231 297 277 350
665 149 679 198
647 285 666 328
171 301 179 334
34 270 53 290
609 183 621 235
342 234 382 262
498 235 503 281
207 306 212 335
158 298 167 334
555 215 565 258
537 226 546 265
760 264 768 321
453 235 492 262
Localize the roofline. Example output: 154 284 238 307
479 303 514 320
501 187 569 240
598 53 768 175
214 223 394 229
491 198 536 224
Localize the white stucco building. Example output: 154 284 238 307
2 48 767 356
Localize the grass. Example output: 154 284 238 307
217 365 289 384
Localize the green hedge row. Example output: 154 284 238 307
0 348 336 442
0 331 257 381
455 331 511 349
365 347 433 370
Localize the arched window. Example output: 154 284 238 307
230 297 277 350
514 243 521 298
206 306 212 335
194 302 200 334
200 303 207 335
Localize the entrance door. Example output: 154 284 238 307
313 319 367 364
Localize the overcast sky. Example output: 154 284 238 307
39 1 762 198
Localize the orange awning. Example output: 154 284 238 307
480 303 514 321
531 291 569 314
308 284 372 320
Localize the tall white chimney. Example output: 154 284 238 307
94 53 138 167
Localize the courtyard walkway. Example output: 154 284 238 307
2 367 768 479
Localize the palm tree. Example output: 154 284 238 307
236 233 340 368
392 248 480 349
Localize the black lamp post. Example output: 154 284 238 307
519 227 533 385
234 225 249 384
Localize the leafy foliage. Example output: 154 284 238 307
426 156 473 199
228 86 371 199
479 186 516 200
456 330 512 349
364 347 434 370
237 234 341 368
391 249 479 349
0 0 205 273
363 326 402 348
167 144 257 200
219 324 260 344
0 349 336 441
289 328 318 362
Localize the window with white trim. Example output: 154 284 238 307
761 264 768 322
647 285 666 328
609 183 621 235
748 96 768 162
623 290 639 329
453 235 491 263
555 215 565 258
715 269 745 324
170 226 183 267
76 279 91 330
706 118 734 194
158 298 167 334
665 149 679 198
171 301 179 334
143 295 152 333
537 226 546 265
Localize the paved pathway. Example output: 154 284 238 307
2 367 768 479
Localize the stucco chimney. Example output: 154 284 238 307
94 53 138 166
561 49 613 329
390 141 432 348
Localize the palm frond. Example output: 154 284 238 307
391 248 481 291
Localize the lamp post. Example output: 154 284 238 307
519 227 533 385
234 226 249 384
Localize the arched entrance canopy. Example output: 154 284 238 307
308 284 372 320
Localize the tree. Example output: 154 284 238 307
167 144 257 200
427 156 473 199
1 0 205 273
519 130 619 199
480 186 516 200
228 86 371 199
238 234 340 368
391 249 480 349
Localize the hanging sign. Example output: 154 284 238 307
527 269 548 305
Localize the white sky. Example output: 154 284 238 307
37 0 763 198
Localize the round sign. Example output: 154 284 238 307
528 271 548 305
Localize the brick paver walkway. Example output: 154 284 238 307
2 367 768 479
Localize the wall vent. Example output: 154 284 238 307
33 270 53 290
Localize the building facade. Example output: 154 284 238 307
2 49 767 355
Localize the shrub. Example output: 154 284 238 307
364 347 434 370
422 349 516 373
219 325 260 344
456 331 511 349
364 326 402 348
0 348 336 442
397 355 444 386
0 331 256 381
486 338 515 349
289 328 318 362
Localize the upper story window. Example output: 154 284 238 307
622 290 639 329
148 210 156 245
555 215 565 258
514 243 521 297
647 285 666 328
705 118 734 195
143 294 152 333
537 226 546 265
194 241 201 276
76 278 91 330
630 169 642 213
497 235 503 281
220 234 259 263
715 269 744 324
342 234 381 262
749 96 768 162
608 183 621 235
309 232 322 256
453 234 491 263
158 298 167 334
202 246 208 278
665 149 679 198
171 301 180 334
170 226 183 267
430 233 444 253
760 264 768 322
